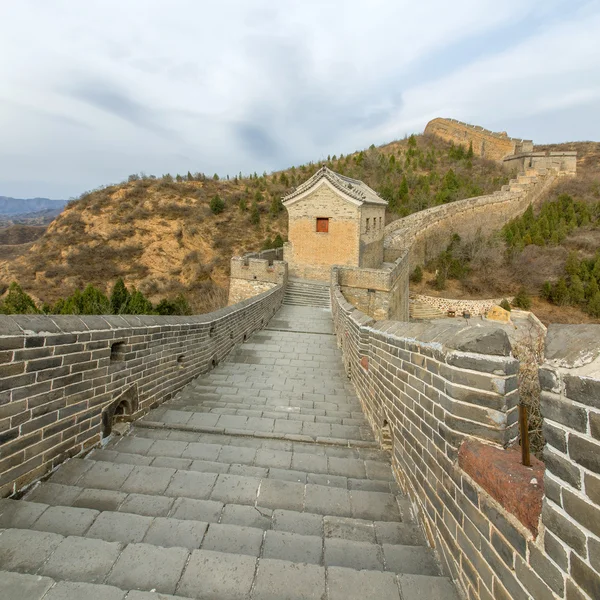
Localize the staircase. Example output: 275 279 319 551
284 279 331 308
409 299 446 321
0 305 459 600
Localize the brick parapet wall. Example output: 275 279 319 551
227 257 287 305
0 285 285 496
384 170 558 265
538 324 600 599
334 254 410 321
330 284 599 599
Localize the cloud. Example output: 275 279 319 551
0 0 598 197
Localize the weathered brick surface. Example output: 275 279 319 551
331 284 600 599
538 324 600 600
0 284 285 496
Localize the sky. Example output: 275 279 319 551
1 0 599 199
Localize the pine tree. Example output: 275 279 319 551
466 141 474 158
210 194 225 214
250 201 260 225
0 282 39 314
588 292 600 318
552 278 570 306
570 275 585 304
80 284 111 314
126 289 153 314
398 175 409 201
110 278 130 314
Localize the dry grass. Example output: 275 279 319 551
511 324 546 459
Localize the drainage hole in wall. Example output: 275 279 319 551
110 341 126 362
209 325 216 338
177 355 185 369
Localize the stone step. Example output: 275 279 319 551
88 440 395 486
136 409 375 446
26 459 404 522
165 397 366 420
10 489 420 545
0 530 459 600
162 395 365 419
0 569 196 600
0 498 432 572
128 425 388 460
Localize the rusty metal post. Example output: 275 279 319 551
519 404 531 467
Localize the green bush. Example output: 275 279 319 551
500 299 511 312
409 266 423 283
210 194 225 214
512 288 532 310
0 282 39 314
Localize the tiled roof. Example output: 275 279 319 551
282 166 387 206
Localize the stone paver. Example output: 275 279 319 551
328 566 400 600
1 303 459 600
44 581 126 600
40 536 122 583
177 549 256 599
0 529 63 572
0 571 55 600
253 558 325 600
107 543 189 594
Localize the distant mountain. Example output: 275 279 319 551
0 196 67 216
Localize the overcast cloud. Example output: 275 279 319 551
0 0 598 199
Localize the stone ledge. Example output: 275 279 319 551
458 438 544 535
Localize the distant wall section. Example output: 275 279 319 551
425 117 533 161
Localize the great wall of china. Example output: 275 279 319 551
0 118 598 600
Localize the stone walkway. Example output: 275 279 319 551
0 302 459 599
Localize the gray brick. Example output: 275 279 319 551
107 542 189 594
0 528 63 572
262 530 322 564
43 581 126 600
253 558 325 600
40 536 122 583
202 523 264 556
0 571 55 600
327 567 400 600
86 511 152 544
177 549 256 600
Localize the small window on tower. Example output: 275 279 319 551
366 218 370 232
316 218 329 233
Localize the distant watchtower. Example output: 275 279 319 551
282 167 387 281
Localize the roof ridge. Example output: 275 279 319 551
283 165 386 205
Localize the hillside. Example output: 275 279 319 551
413 141 600 324
0 134 510 312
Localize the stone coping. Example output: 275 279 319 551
0 286 284 336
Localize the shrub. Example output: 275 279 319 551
409 266 423 283
210 194 225 214
250 201 260 225
433 270 446 291
512 288 532 310
110 278 130 314
0 282 39 314
500 299 511 312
